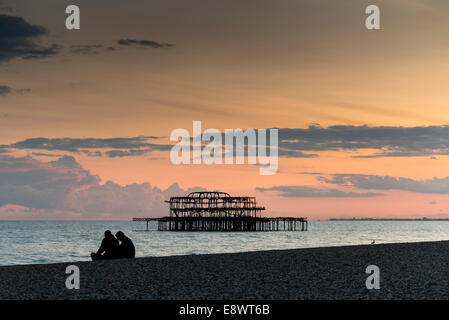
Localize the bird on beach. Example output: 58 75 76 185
371 240 375 244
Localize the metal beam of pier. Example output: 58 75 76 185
133 217 308 232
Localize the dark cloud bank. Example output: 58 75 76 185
318 174 449 194
278 125 449 158
4 136 171 158
4 125 449 159
1 13 173 62
0 14 59 62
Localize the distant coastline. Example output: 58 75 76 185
329 218 449 221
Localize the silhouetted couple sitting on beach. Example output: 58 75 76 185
91 230 135 261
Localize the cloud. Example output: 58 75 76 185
0 15 176 63
0 85 11 95
0 155 100 209
277 125 449 158
80 150 102 157
68 181 206 219
278 148 318 158
297 172 323 175
185 125 449 159
0 154 207 219
8 124 449 159
6 136 171 157
15 87 31 94
70 40 172 55
70 44 117 55
255 185 382 198
105 149 151 158
117 39 173 48
319 174 449 194
0 85 31 96
31 152 63 157
0 14 60 62
70 44 105 55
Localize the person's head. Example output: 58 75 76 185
104 230 112 238
115 231 125 241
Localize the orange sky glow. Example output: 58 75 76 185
0 0 448 219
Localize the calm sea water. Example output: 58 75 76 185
1 220 449 266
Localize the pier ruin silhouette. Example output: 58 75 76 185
133 191 308 232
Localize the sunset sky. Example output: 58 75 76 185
0 0 448 220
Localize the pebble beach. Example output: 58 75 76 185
1 240 448 299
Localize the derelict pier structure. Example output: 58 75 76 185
133 191 308 232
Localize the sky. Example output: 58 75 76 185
0 0 448 220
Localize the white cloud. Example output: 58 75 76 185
0 154 206 219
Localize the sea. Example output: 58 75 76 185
1 220 449 266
